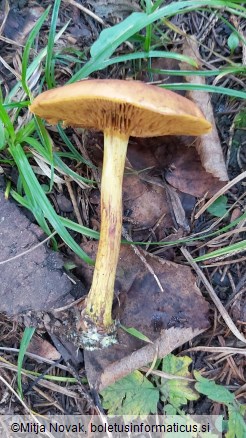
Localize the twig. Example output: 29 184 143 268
181 346 246 356
0 231 56 266
64 176 84 226
0 375 55 438
181 247 246 345
195 170 246 219
63 0 105 25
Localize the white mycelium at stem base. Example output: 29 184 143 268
81 128 129 345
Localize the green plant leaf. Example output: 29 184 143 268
227 32 240 53
194 239 246 262
6 21 69 104
226 405 246 438
235 108 246 129
120 325 153 343
163 404 177 415
160 83 246 100
0 119 5 150
160 355 199 409
17 327 36 398
69 0 246 83
100 371 159 415
207 195 228 217
0 102 15 141
45 0 62 88
9 144 93 264
22 7 51 96
90 12 147 58
162 354 193 376
194 371 235 406
90 1 245 61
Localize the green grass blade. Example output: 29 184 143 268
53 153 95 184
194 240 246 262
17 327 35 398
60 216 99 239
159 83 246 99
25 136 50 160
0 119 5 150
69 0 246 83
3 101 30 110
150 66 246 77
22 7 51 96
15 119 36 143
10 144 94 265
6 21 69 103
0 102 15 140
57 123 95 167
45 0 62 88
34 116 53 160
99 50 199 71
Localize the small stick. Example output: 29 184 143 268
64 176 84 226
181 247 246 345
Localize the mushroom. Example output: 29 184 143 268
30 79 211 349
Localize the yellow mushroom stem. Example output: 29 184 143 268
84 128 129 329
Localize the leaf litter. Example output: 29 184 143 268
0 0 245 420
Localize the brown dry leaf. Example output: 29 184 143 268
128 136 223 197
89 132 221 247
75 242 209 389
27 336 61 361
180 37 228 182
1 6 44 45
87 0 141 20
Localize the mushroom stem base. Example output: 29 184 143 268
78 312 118 350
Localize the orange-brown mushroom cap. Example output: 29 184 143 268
29 79 211 137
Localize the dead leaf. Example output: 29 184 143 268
27 336 61 361
74 242 210 390
87 0 141 20
129 136 224 197
2 6 44 45
180 38 229 182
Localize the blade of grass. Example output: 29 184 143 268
60 216 99 239
6 21 70 103
0 102 15 140
69 0 246 83
53 153 94 185
61 209 246 249
194 240 246 262
9 143 94 265
159 83 246 99
57 123 95 167
34 116 55 192
3 101 30 110
24 139 95 185
17 327 36 398
45 0 61 88
22 7 51 96
15 119 36 143
0 119 5 150
98 50 199 70
150 66 246 77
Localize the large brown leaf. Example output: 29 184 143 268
74 242 210 390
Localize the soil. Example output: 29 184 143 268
0 176 77 314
